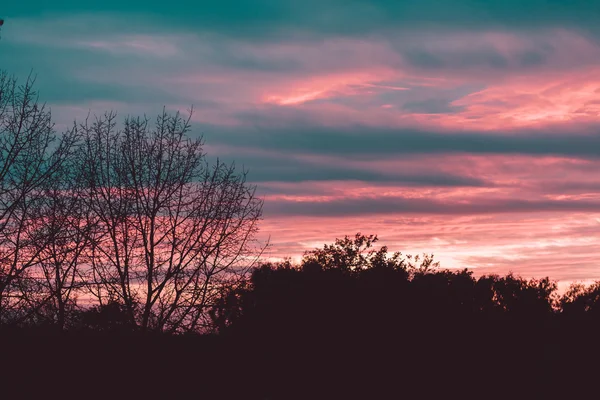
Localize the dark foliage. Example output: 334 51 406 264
211 234 558 335
2 233 600 399
204 234 600 399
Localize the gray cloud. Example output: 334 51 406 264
399 46 552 72
205 151 488 186
264 196 600 217
199 121 600 158
402 98 465 114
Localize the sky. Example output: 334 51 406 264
2 1 600 288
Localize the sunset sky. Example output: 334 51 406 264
3 1 600 289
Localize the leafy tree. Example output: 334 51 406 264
301 233 439 273
73 301 135 333
560 282 600 317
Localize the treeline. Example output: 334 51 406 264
212 233 600 334
206 234 600 398
0 71 263 333
4 233 600 398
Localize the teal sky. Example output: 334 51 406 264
2 1 600 288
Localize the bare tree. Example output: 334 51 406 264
78 109 264 333
30 161 94 330
0 71 79 324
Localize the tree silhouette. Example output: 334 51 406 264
211 233 564 340
0 72 265 333
29 172 92 330
560 281 600 317
75 109 264 333
73 300 135 333
0 71 80 324
301 233 439 273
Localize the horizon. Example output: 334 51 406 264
3 1 600 289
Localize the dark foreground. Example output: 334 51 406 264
4 235 600 399
2 319 599 400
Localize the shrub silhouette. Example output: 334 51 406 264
211 234 559 338
73 301 136 333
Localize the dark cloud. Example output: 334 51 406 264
207 48 305 73
402 48 508 70
400 47 552 72
264 196 600 217
517 50 548 67
402 98 465 114
199 121 600 158
250 165 479 185
205 151 488 186
537 181 600 194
